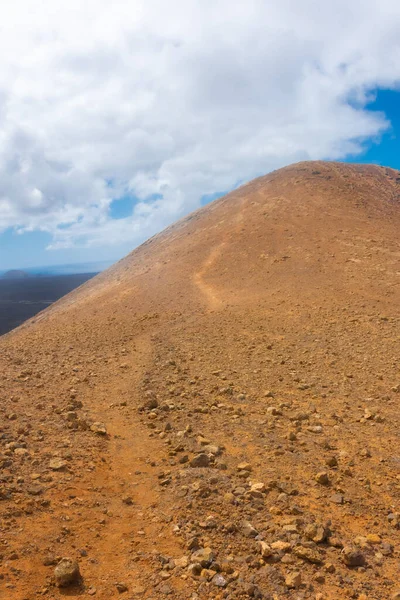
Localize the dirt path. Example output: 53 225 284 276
193 198 246 309
193 243 227 309
74 333 184 598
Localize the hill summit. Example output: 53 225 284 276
1 161 400 599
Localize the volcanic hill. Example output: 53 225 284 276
1 161 400 599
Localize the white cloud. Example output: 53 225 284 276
0 0 400 251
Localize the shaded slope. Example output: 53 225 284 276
1 161 400 599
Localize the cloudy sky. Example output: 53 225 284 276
1 0 400 270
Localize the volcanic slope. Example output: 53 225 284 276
2 161 400 599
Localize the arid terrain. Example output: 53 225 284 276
1 161 400 599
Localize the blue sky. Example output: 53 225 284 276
1 1 400 273
353 90 400 168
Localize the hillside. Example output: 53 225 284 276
1 161 400 599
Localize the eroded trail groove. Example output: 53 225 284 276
2 161 400 599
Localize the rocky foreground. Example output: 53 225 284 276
1 161 400 599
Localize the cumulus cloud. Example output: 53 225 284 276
0 0 400 251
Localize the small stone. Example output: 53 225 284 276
188 563 202 577
187 537 200 550
364 408 374 419
271 541 291 552
14 447 28 456
27 484 43 496
314 572 325 584
49 458 67 471
330 493 344 504
197 436 211 445
366 533 381 544
281 554 295 564
259 541 273 558
307 425 323 433
250 482 265 493
293 546 323 564
65 411 78 421
212 574 227 588
159 570 171 580
304 523 328 544
130 586 146 596
342 546 366 567
191 547 214 567
237 462 252 472
42 555 58 566
174 556 188 568
90 422 107 435
241 520 258 538
285 571 302 589
283 523 298 534
115 582 128 593
54 558 81 587
315 471 329 485
190 453 210 468
326 456 338 467
142 397 158 410
381 542 393 556
122 496 134 505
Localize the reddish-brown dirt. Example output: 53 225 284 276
1 160 400 600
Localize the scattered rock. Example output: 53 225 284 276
271 540 291 552
315 471 330 485
54 558 81 587
122 495 134 505
174 556 189 568
90 422 107 435
241 520 258 538
212 574 227 588
191 547 214 567
304 523 329 543
293 546 323 564
329 493 344 504
49 458 67 471
259 541 273 558
190 453 210 468
237 462 252 472
342 546 366 567
285 571 302 588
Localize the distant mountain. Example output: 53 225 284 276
2 269 30 279
25 260 115 276
0 260 115 279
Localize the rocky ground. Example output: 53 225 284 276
1 161 400 599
